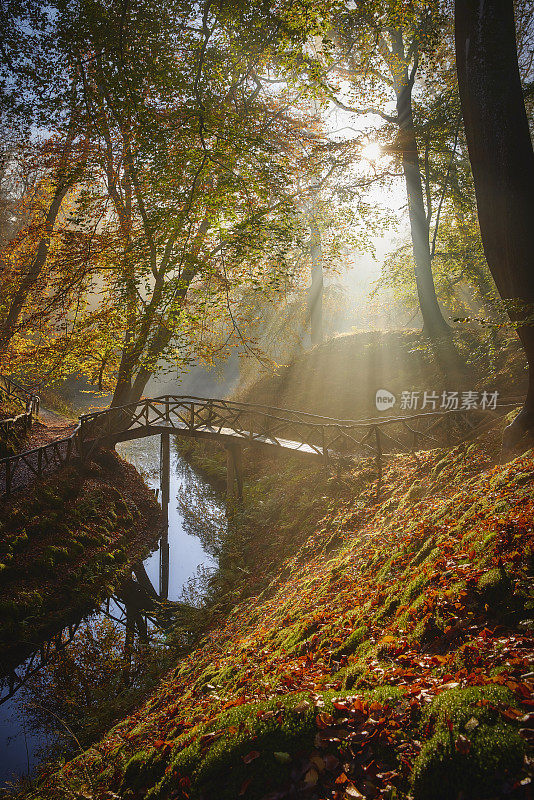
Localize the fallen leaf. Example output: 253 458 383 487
242 751 261 764
455 734 471 754
344 783 365 798
464 717 478 732
304 767 319 787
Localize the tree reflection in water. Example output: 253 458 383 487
16 613 170 767
4 444 227 780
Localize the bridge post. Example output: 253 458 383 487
160 432 170 519
225 443 243 500
160 530 169 601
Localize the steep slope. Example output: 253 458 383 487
26 431 534 800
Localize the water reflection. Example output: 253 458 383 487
118 437 223 602
0 437 225 791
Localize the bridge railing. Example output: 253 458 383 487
0 375 40 416
79 395 517 462
0 394 519 496
0 428 83 495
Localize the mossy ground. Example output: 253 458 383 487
0 448 164 667
18 420 534 800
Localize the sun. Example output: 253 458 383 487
361 141 382 162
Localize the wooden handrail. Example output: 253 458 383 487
0 392 520 497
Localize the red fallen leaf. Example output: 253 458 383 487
257 710 275 720
501 707 524 721
455 735 471 754
200 731 224 745
316 712 335 729
335 772 349 784
239 778 252 796
376 769 399 782
242 751 261 764
369 702 384 713
153 740 174 750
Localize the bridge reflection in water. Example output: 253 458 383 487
0 564 169 708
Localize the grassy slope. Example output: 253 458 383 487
236 330 526 420
0 449 164 669
25 422 534 800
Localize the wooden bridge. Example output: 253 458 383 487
0 393 518 498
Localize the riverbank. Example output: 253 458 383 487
0 447 165 672
20 415 534 800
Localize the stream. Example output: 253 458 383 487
0 436 225 791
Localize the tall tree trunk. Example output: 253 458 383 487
308 215 323 346
396 83 452 342
455 0 534 453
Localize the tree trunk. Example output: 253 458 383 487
396 83 452 341
110 217 210 409
0 109 83 358
308 215 323 346
455 0 534 453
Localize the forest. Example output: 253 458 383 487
0 0 533 798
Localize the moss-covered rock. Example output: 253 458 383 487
331 624 367 658
130 694 317 800
412 686 525 800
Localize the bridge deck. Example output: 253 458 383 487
114 422 324 458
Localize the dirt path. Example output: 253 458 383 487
26 407 78 450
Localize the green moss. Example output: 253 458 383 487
477 567 511 604
405 479 426 501
342 661 366 689
478 531 497 553
146 694 317 800
121 748 168 794
332 625 367 658
43 544 70 565
412 686 525 800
